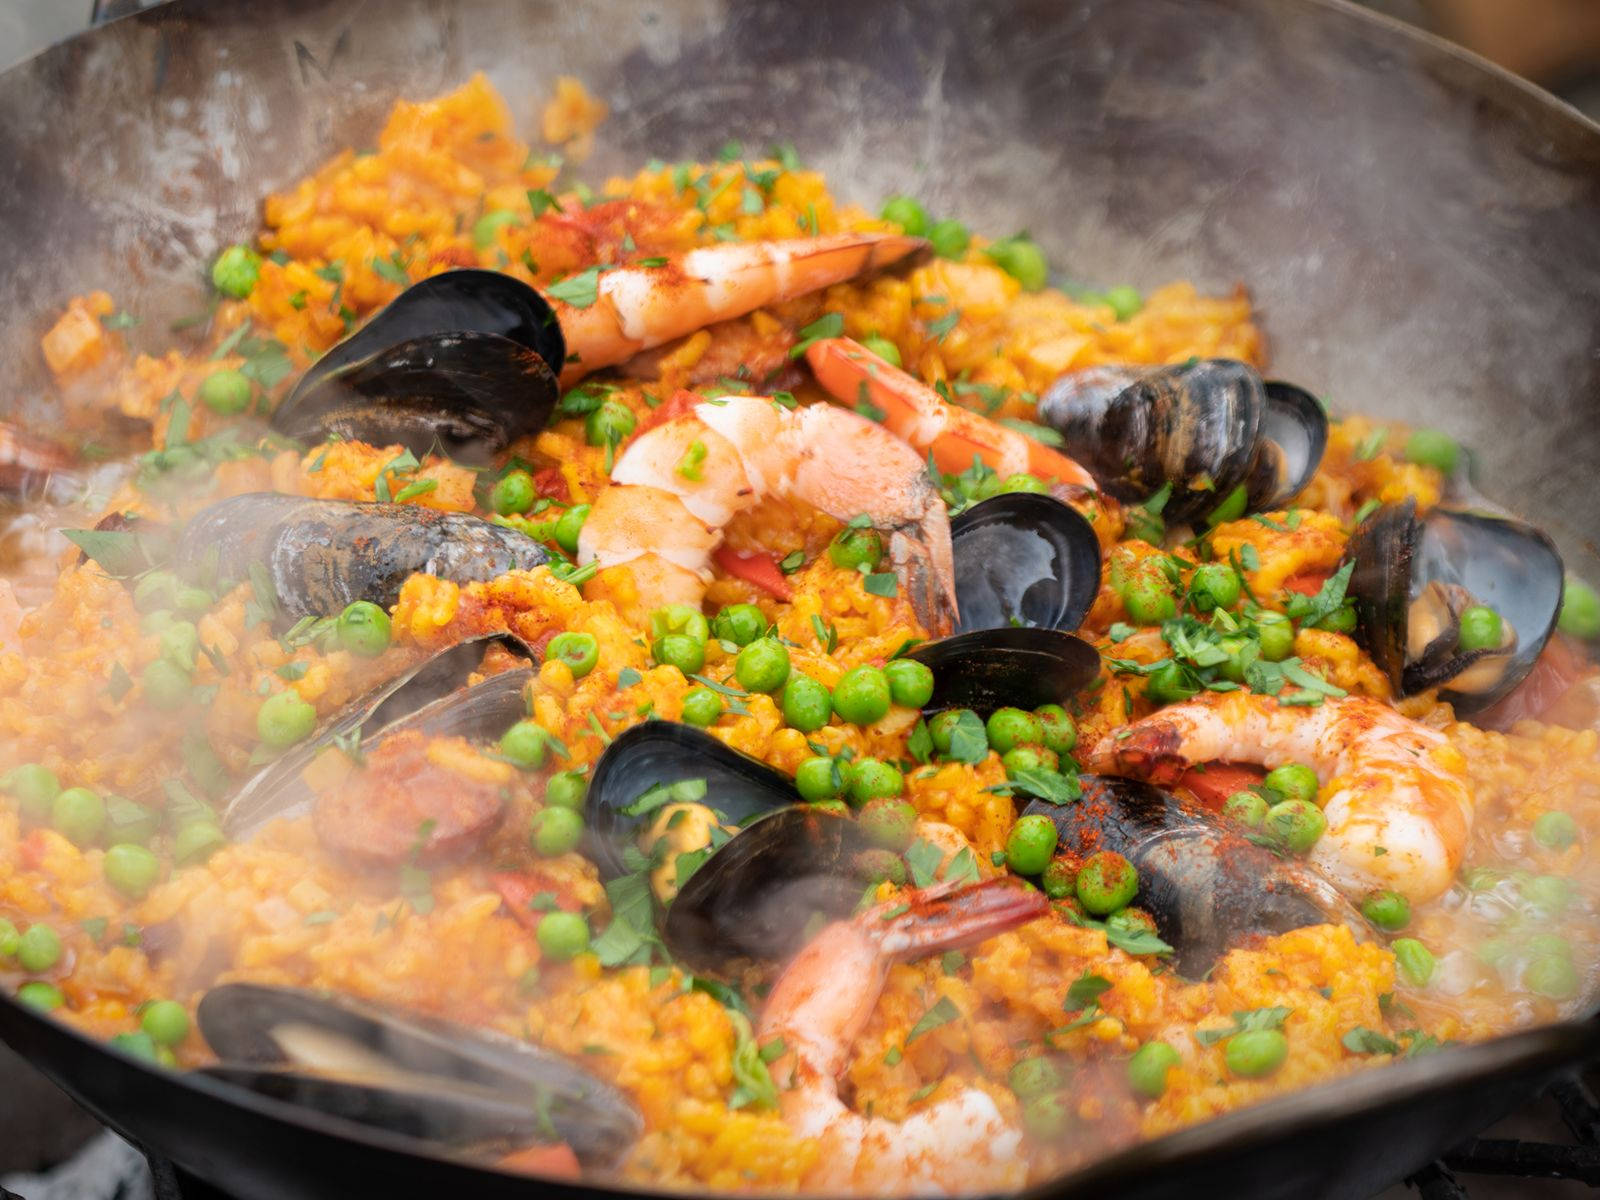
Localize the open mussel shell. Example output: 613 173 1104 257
274 269 565 461
1023 776 1360 977
175 493 548 619
224 634 533 837
950 493 1100 633
1343 499 1563 713
907 626 1100 715
1037 358 1327 523
197 983 640 1166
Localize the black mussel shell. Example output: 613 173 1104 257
950 494 1100 634
224 635 533 836
174 493 548 619
197 983 640 1165
663 805 870 975
1343 500 1563 713
584 722 800 880
1250 381 1329 512
908 627 1100 715
273 270 564 463
1024 776 1358 976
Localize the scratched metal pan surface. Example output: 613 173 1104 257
0 1 1598 1197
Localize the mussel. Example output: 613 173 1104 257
585 722 868 973
225 634 533 858
1342 499 1563 712
1023 776 1360 976
175 493 548 619
271 270 565 463
1037 358 1327 523
196 983 640 1166
949 493 1100 634
907 626 1101 716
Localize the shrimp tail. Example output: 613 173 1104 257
1093 721 1190 784
871 877 1049 961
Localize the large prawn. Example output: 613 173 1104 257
1093 691 1474 904
758 877 1049 1197
579 393 958 634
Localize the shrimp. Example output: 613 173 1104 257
759 877 1048 1197
556 234 924 385
579 393 958 633
1092 691 1474 904
804 337 1098 488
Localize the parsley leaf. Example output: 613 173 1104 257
905 996 961 1043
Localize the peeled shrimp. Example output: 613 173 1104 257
805 336 1098 488
759 878 1048 1197
1094 691 1474 904
579 394 958 633
556 234 923 385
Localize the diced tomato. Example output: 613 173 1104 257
491 871 581 932
498 1142 581 1179
1179 762 1266 811
532 467 569 503
712 546 794 601
1477 633 1599 731
1283 571 1331 597
634 388 703 436
18 830 49 871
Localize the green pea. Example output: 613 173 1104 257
490 470 536 516
530 807 584 857
735 638 790 693
586 400 637 448
198 368 253 416
1005 814 1059 876
1022 1091 1073 1139
1360 890 1411 932
858 336 902 367
854 847 906 885
1262 763 1320 806
1106 907 1159 939
1002 746 1058 777
1222 791 1269 828
1456 605 1503 653
998 473 1049 495
1314 604 1358 634
1076 851 1138 915
680 688 724 727
1558 579 1600 640
1031 858 1073 899
5 763 61 823
1007 1055 1063 1099
828 526 883 572
1475 935 1516 969
1403 429 1459 475
1145 662 1199 707
17 923 62 973
554 504 589 555
986 236 1049 292
52 787 105 847
1214 636 1256 684
500 721 553 770
1033 705 1077 755
1523 954 1579 1001
879 195 929 236
140 999 190 1047
847 758 903 805
142 659 193 711
545 770 588 810
927 219 970 259
649 605 710 645
1462 866 1507 894
832 665 891 726
1127 1040 1181 1098
1392 937 1436 987
781 674 833 733
1255 610 1295 662
335 601 392 658
536 910 591 961
1206 483 1249 527
1520 873 1576 914
1123 573 1178 625
1526 933 1573 962
157 620 199 672
1532 811 1579 851
652 634 706 676
1188 563 1242 613
927 708 981 755
986 708 1044 755
104 844 161 898
256 690 316 749
547 631 600 679
172 820 226 866
1225 1029 1288 1078
132 571 178 614
211 244 261 298
471 208 520 249
174 586 215 617
1104 285 1144 322
859 797 918 853
883 659 934 709
795 756 848 802
17 981 64 1011
0 918 17 958
139 609 176 637
1263 799 1326 853
712 603 766 647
